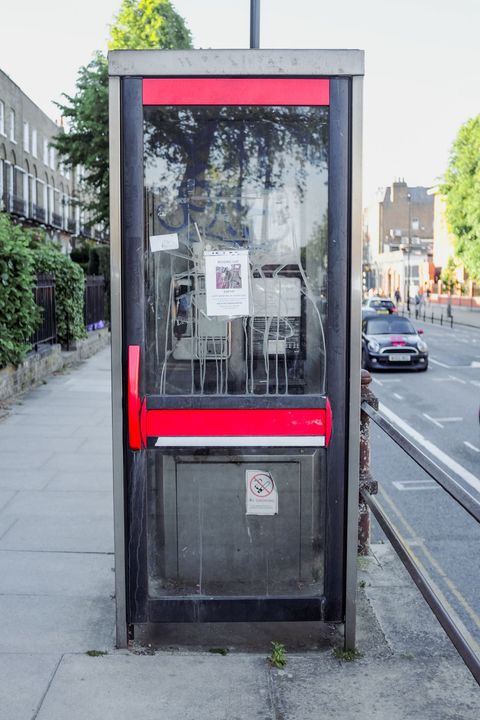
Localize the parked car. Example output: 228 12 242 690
363 297 398 314
362 314 428 371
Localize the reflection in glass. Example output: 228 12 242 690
144 105 329 395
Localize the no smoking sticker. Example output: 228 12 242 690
246 470 278 516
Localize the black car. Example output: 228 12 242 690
362 315 428 371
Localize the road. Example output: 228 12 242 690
367 317 480 654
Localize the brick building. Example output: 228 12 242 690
0 68 106 251
363 179 434 300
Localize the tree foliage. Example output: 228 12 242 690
53 1 193 227
441 115 480 281
54 54 109 226
109 0 192 50
440 256 458 293
0 214 40 368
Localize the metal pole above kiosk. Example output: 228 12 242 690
250 0 260 48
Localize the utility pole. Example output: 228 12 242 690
250 0 260 48
406 192 411 312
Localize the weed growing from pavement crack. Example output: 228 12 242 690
86 650 108 657
268 641 287 668
208 647 229 656
333 647 363 662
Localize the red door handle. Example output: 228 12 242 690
128 345 141 450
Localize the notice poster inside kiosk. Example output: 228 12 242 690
204 250 250 317
246 469 278 515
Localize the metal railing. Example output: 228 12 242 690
84 275 105 330
400 304 480 330
360 377 480 686
32 204 46 223
30 273 57 350
51 212 63 228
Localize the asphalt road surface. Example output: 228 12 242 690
367 316 480 655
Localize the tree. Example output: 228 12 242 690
109 0 192 49
441 115 480 281
53 0 192 227
54 54 109 226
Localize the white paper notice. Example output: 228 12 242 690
149 233 179 252
204 250 250 317
246 470 278 516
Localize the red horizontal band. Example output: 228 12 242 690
143 78 329 106
146 408 328 439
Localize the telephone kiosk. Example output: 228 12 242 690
109 49 364 645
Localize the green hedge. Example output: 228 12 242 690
0 214 40 368
34 245 86 346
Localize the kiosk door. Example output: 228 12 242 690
118 73 353 629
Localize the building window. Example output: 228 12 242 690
411 218 419 231
23 121 30 152
43 139 49 165
49 146 55 170
0 101 4 135
10 109 16 142
31 129 37 157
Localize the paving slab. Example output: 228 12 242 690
36 653 273 720
0 549 114 597
0 653 61 720
0 489 112 518
0 596 114 653
0 451 53 470
0 489 16 511
45 470 113 492
9 402 107 417
270 653 480 720
2 413 82 428
43 452 113 473
77 437 113 454
0 435 84 453
0 515 114 553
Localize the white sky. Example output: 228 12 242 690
1 0 479 204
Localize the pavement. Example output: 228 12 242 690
401 302 480 329
0 346 479 719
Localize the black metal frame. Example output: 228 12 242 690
120 76 353 628
84 275 106 328
30 273 57 350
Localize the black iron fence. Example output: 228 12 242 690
30 274 107 351
360 377 480 686
84 275 106 330
30 274 57 350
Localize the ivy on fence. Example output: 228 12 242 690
0 215 40 368
34 246 86 346
0 213 87 369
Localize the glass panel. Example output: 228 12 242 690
146 449 325 598
144 105 329 396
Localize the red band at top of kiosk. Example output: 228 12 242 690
142 78 330 106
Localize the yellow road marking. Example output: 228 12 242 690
378 485 480 652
